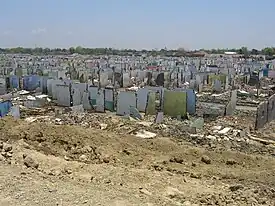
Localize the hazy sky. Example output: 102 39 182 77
1 0 274 49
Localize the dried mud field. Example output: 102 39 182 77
0 117 275 206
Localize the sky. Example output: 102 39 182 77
1 0 275 50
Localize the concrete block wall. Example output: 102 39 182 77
0 100 12 117
255 93 275 129
255 101 268 129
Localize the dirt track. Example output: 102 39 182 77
0 117 275 205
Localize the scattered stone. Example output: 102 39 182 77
6 152 12 158
201 155 211 164
0 142 3 149
123 149 131 155
139 188 152 196
102 156 110 163
226 159 237 165
64 168 72 174
191 162 197 167
190 173 201 179
211 126 222 131
64 156 70 161
1 152 7 158
170 157 184 164
229 184 244 192
0 154 5 161
206 135 217 141
166 186 185 199
218 127 231 134
79 154 88 162
100 123 108 130
182 201 192 206
3 143 12 152
23 156 39 169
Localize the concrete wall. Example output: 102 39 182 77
96 89 105 112
104 88 114 111
88 86 98 106
255 101 268 129
137 88 149 112
0 77 7 95
117 91 136 116
9 75 19 89
146 92 156 115
225 90 237 116
163 90 187 117
0 100 12 117
174 88 196 115
72 87 82 106
268 94 275 122
56 84 71 107
23 75 40 91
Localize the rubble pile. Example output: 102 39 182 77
0 141 13 163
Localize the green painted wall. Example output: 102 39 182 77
163 90 187 117
146 92 156 115
105 101 114 111
209 74 227 84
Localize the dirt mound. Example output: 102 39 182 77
0 117 275 205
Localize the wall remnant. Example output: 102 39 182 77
267 94 275 122
255 101 268 129
117 91 136 116
56 84 71 107
163 90 187 117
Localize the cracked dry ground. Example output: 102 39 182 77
0 117 275 206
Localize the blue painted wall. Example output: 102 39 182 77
185 89 196 115
263 68 269 77
0 100 12 117
9 75 19 89
23 75 40 91
173 88 196 115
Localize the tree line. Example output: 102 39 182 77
0 46 275 57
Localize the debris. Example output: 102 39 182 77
190 117 204 129
166 187 185 199
229 184 244 192
0 154 5 161
100 123 108 130
79 154 88 162
211 125 222 130
137 121 152 127
218 127 231 134
3 143 12 152
201 155 211 164
206 135 217 141
170 157 184 164
139 188 152 196
226 159 237 165
130 106 142 120
23 156 39 169
155 112 164 123
135 130 156 139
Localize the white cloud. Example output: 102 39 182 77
31 28 47 34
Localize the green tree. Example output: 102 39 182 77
69 47 75 54
262 47 274 56
75 46 83 54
